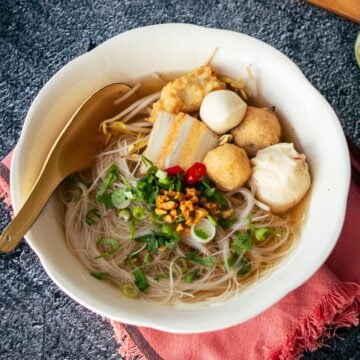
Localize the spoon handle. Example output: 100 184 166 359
0 171 62 252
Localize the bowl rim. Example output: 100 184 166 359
10 23 351 333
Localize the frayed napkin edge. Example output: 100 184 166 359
110 281 359 360
266 281 360 360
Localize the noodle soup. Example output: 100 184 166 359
61 66 311 304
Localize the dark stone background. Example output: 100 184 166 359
0 0 359 359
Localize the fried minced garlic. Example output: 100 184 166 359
155 187 219 230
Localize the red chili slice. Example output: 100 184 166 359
185 162 207 186
165 165 184 176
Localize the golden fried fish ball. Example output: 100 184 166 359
231 106 281 157
203 143 251 191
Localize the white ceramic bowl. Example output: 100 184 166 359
11 24 350 333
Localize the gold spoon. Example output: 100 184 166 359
0 83 134 252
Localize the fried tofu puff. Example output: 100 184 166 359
251 143 311 213
203 143 251 191
149 66 225 123
231 106 281 157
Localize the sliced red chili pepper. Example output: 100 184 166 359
165 165 184 176
185 162 207 186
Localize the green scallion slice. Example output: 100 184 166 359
94 238 121 259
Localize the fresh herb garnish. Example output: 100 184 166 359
248 215 279 241
196 180 229 209
121 282 139 298
85 208 100 225
254 227 272 241
183 270 199 283
129 219 136 240
225 254 252 276
96 165 119 204
135 164 184 204
231 231 253 255
135 165 160 204
95 238 122 259
90 271 110 280
135 230 179 254
132 206 146 220
218 217 237 230
143 252 152 265
184 250 216 267
194 228 209 240
132 267 149 292
118 208 131 221
238 258 252 276
154 273 170 282
111 188 130 209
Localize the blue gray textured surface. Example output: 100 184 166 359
0 0 359 359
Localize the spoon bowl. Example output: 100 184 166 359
0 83 132 252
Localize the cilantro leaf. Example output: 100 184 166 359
135 230 179 254
196 180 229 209
238 258 252 276
218 217 237 230
231 231 253 255
184 250 216 267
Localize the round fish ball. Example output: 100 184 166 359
231 106 281 157
203 143 251 191
251 143 311 213
200 90 247 134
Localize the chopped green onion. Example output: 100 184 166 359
124 191 135 200
120 175 131 187
130 219 136 240
183 270 199 283
95 238 122 259
191 219 216 244
206 214 217 226
118 209 132 221
140 155 153 169
254 227 272 241
121 282 139 298
90 272 110 280
194 228 209 240
111 188 130 209
132 206 146 220
143 252 152 265
155 169 168 179
161 223 178 239
132 267 149 292
158 177 172 186
85 208 100 226
96 164 119 203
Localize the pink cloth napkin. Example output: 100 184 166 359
1 151 359 359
